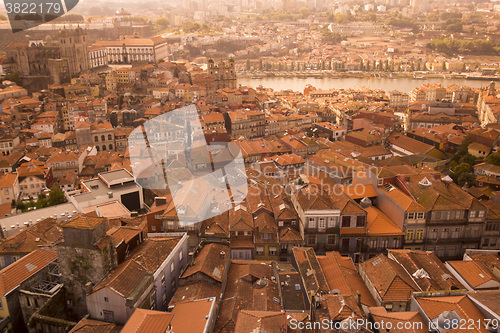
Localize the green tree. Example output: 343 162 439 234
154 17 170 29
48 187 67 206
486 152 500 166
299 7 310 19
2 71 22 86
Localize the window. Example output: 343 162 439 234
94 136 98 142
381 239 389 248
108 134 112 140
441 228 449 239
256 246 264 255
327 235 336 245
170 262 175 273
483 238 489 247
406 230 414 241
433 211 441 220
491 238 497 246
469 211 476 218
416 229 424 240
478 211 485 218
430 228 438 239
261 233 271 239
318 218 326 229
452 228 460 238
417 212 424 219
308 218 316 229
101 135 105 141
109 144 113 150
269 247 277 256
356 216 366 227
328 217 337 228
278 221 283 227
393 238 400 248
342 216 351 228
161 274 165 285
408 213 415 219
307 235 316 245
152 225 156 231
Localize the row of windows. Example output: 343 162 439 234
431 210 484 220
95 145 114 152
94 134 113 142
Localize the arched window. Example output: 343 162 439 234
102 145 106 151
101 135 105 141
94 136 98 142
108 134 112 140
96 146 100 151
109 144 113 150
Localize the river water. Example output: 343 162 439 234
238 76 491 93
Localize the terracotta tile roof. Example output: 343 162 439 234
69 319 120 332
467 290 500 316
171 298 215 333
404 174 482 211
293 247 330 295
230 236 254 249
317 251 376 307
416 295 488 332
279 227 302 243
61 214 107 230
319 295 364 322
339 184 377 200
181 243 228 282
169 281 221 306
214 260 281 333
365 206 404 236
107 226 142 247
388 133 436 155
200 211 229 236
360 254 420 303
0 217 62 255
0 248 57 296
446 260 500 289
121 309 173 333
379 183 426 212
388 250 464 291
130 237 182 272
369 307 427 333
234 310 287 333
271 153 305 166
467 254 500 273
0 173 17 188
92 259 151 297
46 151 79 163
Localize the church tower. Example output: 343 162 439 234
58 27 90 76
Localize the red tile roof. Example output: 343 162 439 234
0 248 57 296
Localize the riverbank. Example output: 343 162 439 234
237 71 500 82
238 75 491 93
